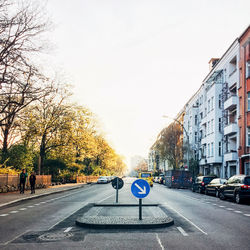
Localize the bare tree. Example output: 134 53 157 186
0 0 51 157
155 122 182 170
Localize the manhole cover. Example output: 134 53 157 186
38 232 73 241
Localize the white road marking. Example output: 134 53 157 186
9 211 19 214
3 230 29 245
98 194 115 203
177 226 188 236
35 203 40 206
212 203 217 206
244 214 250 216
28 205 34 208
40 201 46 204
234 211 242 213
19 208 27 210
162 203 208 235
0 214 9 217
226 208 234 211
155 233 164 250
64 227 73 232
219 206 225 208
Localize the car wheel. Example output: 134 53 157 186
235 192 241 204
219 190 225 200
215 190 219 198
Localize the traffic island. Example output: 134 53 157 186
75 203 174 229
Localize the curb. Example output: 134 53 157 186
75 203 174 229
76 217 174 229
0 183 94 209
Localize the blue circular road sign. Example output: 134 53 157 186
131 179 150 199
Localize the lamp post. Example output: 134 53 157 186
162 115 190 173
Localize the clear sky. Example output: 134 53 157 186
44 0 250 168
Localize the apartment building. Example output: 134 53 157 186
183 38 241 178
238 26 250 175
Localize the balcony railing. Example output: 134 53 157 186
224 123 238 136
224 95 237 111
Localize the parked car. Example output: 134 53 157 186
159 174 165 184
153 176 159 183
192 175 217 194
97 176 109 184
205 178 227 197
218 175 250 204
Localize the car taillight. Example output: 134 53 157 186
201 182 205 186
172 176 174 181
241 185 249 190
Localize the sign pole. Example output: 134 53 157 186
139 198 142 220
116 177 118 203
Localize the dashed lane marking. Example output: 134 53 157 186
64 227 73 232
219 206 225 208
226 208 234 211
0 214 9 216
234 211 242 213
177 226 188 236
28 205 34 208
244 214 250 216
9 211 19 213
19 208 27 210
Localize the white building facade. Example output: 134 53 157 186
183 39 240 178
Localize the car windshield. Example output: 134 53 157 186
244 177 250 185
141 173 151 178
203 177 214 184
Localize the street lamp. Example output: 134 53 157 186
162 115 190 173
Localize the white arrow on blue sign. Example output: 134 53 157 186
131 179 150 199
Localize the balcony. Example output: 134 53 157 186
224 95 237 111
224 123 238 136
228 69 238 88
200 158 207 165
224 151 238 162
201 137 207 145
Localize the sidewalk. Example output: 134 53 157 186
0 183 90 209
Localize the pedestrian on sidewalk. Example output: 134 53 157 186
19 169 27 194
29 172 36 194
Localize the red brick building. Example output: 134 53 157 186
238 25 250 175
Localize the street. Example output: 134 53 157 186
0 178 250 250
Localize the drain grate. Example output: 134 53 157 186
38 232 73 241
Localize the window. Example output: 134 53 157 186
247 127 250 146
211 142 214 157
246 61 250 78
207 121 210 134
211 97 214 110
219 141 222 156
195 132 198 143
211 119 214 133
248 92 250 111
195 115 198 125
205 108 207 116
219 94 222 109
208 99 210 113
200 112 203 120
219 118 222 132
207 143 210 157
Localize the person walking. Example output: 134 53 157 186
29 172 36 194
19 169 27 194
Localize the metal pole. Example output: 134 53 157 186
116 178 118 203
139 198 142 220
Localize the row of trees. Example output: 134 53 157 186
153 122 199 175
0 0 126 180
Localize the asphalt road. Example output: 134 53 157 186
0 178 250 250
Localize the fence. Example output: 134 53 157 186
0 174 51 193
76 176 99 184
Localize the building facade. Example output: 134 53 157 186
238 26 250 175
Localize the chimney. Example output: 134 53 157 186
208 58 220 71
